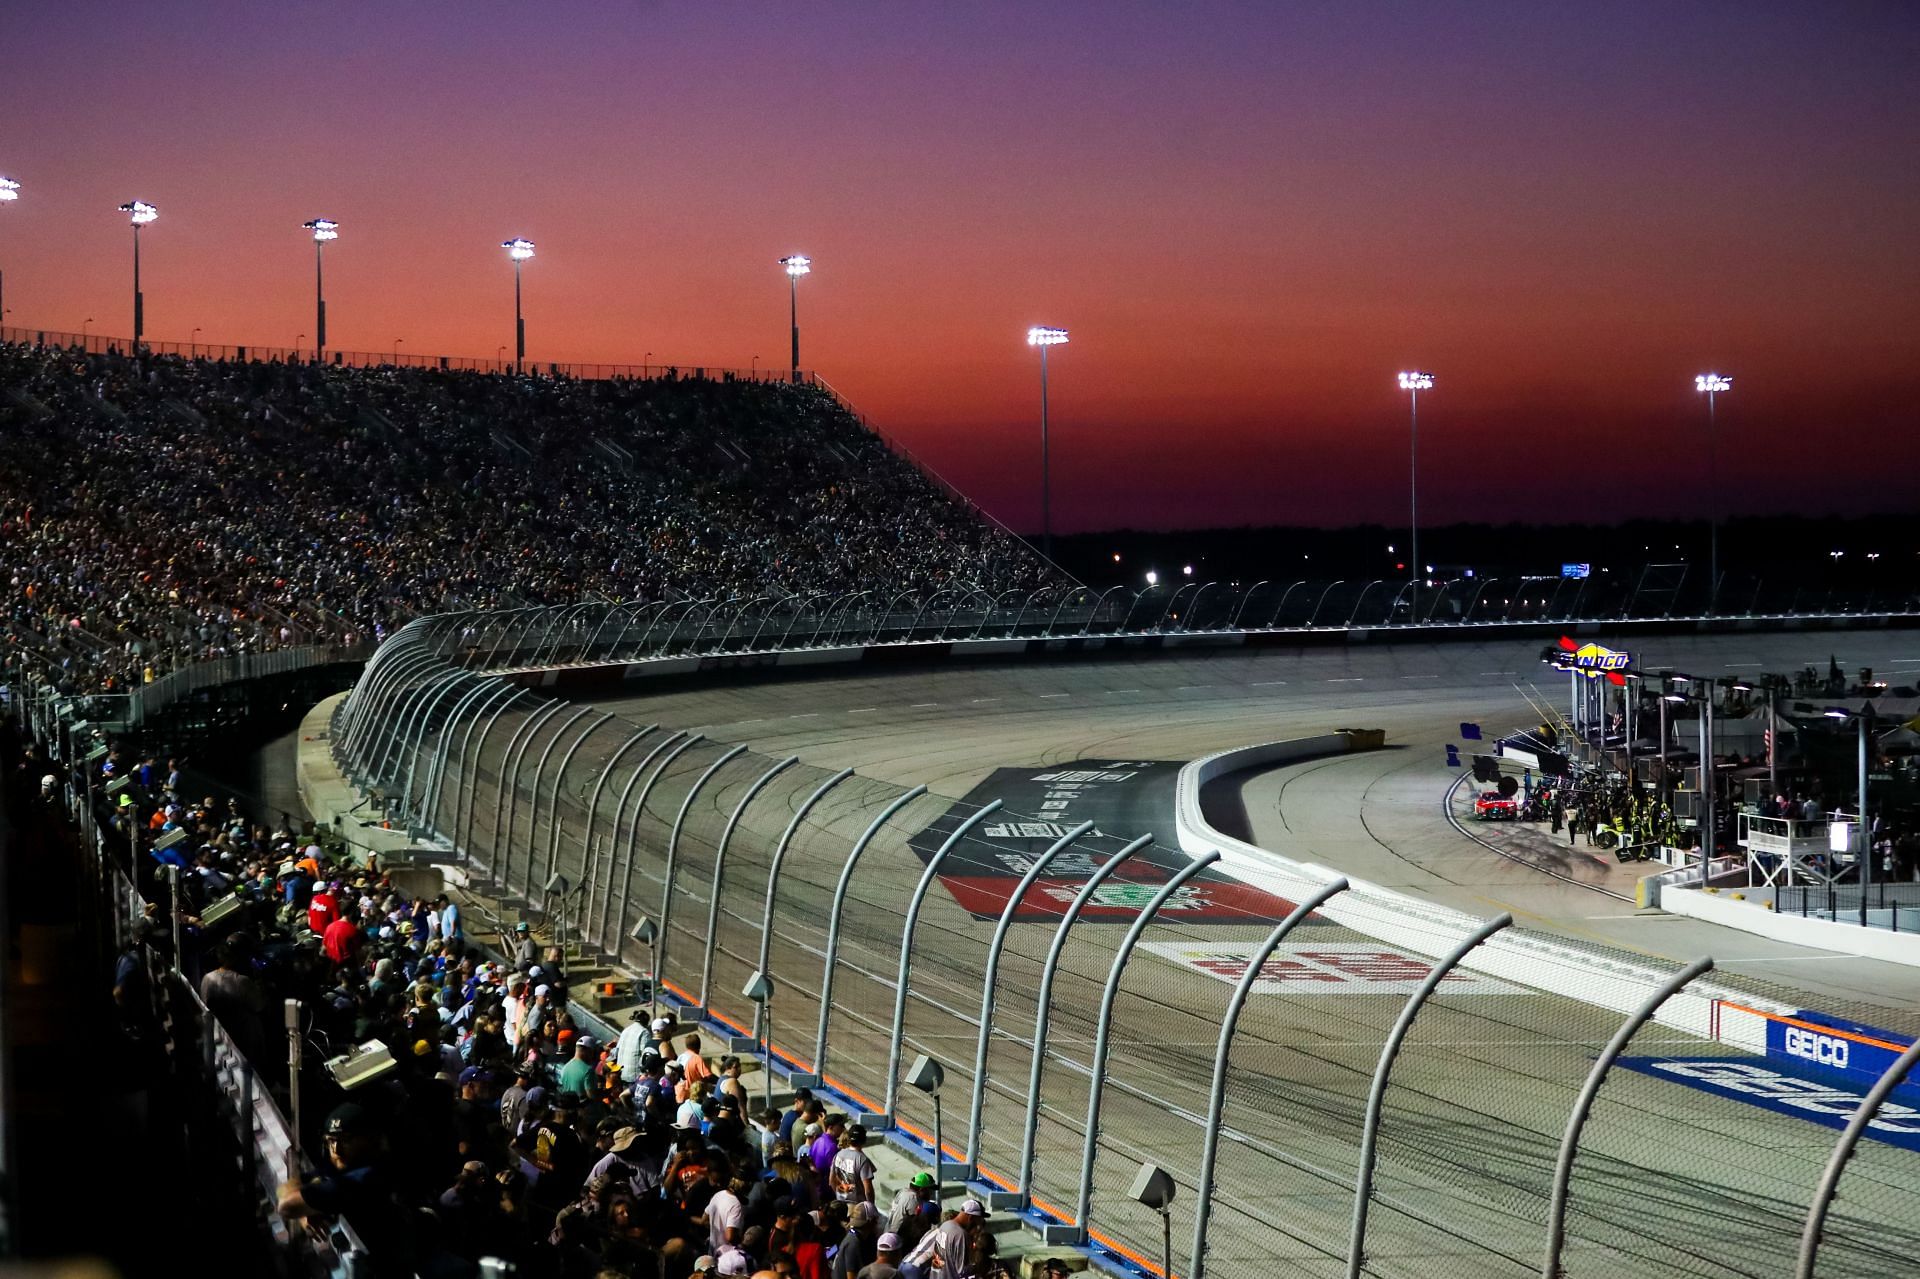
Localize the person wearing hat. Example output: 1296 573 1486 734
831 1200 882 1279
901 1197 986 1279
510 919 536 966
829 1123 877 1205
716 1249 751 1276
1038 1260 1073 1277
278 1104 414 1274
616 1006 651 1077
859 1230 906 1279
778 1085 815 1150
558 1035 596 1097
883 1172 939 1253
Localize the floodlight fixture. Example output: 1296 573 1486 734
0 176 19 202
502 237 535 261
1145 570 1159 587
304 218 339 242
630 916 659 943
906 1054 945 1095
1397 370 1434 391
779 253 811 278
1027 326 1069 346
1695 373 1731 394
120 200 158 225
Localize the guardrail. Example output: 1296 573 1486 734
319 617 1920 1278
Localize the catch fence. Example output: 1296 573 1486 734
324 618 1920 1278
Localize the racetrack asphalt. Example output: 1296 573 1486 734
526 628 1920 1277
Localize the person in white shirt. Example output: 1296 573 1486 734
706 1171 747 1256
502 975 528 1051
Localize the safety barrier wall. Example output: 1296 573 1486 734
322 618 1920 1279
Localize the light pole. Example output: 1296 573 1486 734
779 254 809 382
303 219 337 364
82 317 94 344
118 200 158 349
1398 371 1434 623
503 237 535 374
1027 326 1069 562
393 337 403 364
1824 707 1873 922
0 176 18 334
1695 374 1731 612
190 326 202 358
296 333 306 361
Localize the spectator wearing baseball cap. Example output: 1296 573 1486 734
884 1171 939 1250
831 1199 882 1279
901 1198 986 1279
860 1230 905 1279
829 1123 877 1205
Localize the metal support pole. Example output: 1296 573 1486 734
407 679 495 824
696 756 799 1013
453 688 528 862
315 240 326 362
167 864 183 978
1796 1037 1920 1279
1858 711 1871 926
1696 693 1712 876
1409 385 1419 623
964 821 1095 1173
1705 386 1717 613
1190 879 1349 1279
1347 913 1511 1279
1071 851 1220 1236
606 732 698 951
132 223 144 346
1013 835 1151 1203
754 767 857 1047
789 271 799 380
285 999 303 1178
1766 688 1778 801
658 745 748 1002
514 258 524 374
521 705 598 897
1542 956 1713 1279
1039 341 1051 563
576 725 661 940
881 801 1004 1124
493 700 568 896
539 710 617 888
813 786 929 1076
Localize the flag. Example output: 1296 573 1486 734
1459 722 1482 740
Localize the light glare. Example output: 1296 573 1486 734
0 177 19 202
1695 373 1731 393
119 200 158 225
1027 326 1069 346
780 254 811 277
304 218 339 242
1397 371 1434 390
502 237 536 261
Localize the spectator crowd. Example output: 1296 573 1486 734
0 342 1050 699
70 733 1019 1279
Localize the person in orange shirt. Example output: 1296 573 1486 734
679 1032 714 1084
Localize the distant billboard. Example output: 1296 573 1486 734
1561 563 1590 579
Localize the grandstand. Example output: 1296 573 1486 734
0 340 1051 699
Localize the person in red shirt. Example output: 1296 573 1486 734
308 883 340 936
323 915 361 966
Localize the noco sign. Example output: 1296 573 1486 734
1552 635 1631 684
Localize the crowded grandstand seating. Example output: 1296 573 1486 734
0 343 1048 697
45 732 989 1279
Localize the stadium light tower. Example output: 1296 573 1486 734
1694 374 1731 613
502 237 535 374
119 200 158 348
1028 326 1069 562
303 219 337 364
1397 371 1435 623
779 254 810 382
0 176 18 333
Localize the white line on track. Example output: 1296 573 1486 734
1893 659 1920 666
1401 673 1442 678
1717 954 1860 963
1325 677 1363 682
847 707 877 714
1109 688 1140 694
1251 680 1287 686
1476 670 1517 676
1176 685 1213 691
970 697 1001 703
1039 692 1069 698
1722 662 1764 668
909 702 940 708
789 712 819 719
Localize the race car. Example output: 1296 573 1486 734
1473 789 1519 820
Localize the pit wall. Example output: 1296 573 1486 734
1172 733 1783 1051
1662 885 1920 969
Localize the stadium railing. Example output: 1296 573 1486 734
3 323 813 384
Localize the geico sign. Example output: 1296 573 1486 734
1651 1060 1920 1134
1784 1026 1851 1069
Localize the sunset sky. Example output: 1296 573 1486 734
4 1 1915 532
